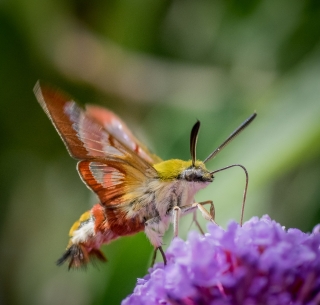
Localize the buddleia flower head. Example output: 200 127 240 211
123 215 320 305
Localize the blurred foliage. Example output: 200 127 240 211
1 0 320 304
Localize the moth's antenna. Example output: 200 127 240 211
190 121 201 167
210 164 248 226
203 113 257 163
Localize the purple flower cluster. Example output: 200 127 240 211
123 216 320 305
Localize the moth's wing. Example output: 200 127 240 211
85 105 162 164
77 160 151 207
35 82 158 240
34 81 157 173
77 160 152 235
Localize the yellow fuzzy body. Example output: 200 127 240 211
153 159 207 181
68 210 91 237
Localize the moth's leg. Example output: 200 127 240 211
171 205 206 237
194 200 217 225
171 203 206 238
158 246 166 265
174 201 215 220
169 200 218 238
151 246 167 266
172 206 181 238
145 216 167 266
192 210 205 235
151 248 157 266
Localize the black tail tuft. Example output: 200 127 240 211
57 244 107 270
56 244 88 269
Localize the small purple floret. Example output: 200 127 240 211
122 215 320 305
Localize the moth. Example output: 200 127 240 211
34 81 256 269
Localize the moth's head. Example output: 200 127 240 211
154 120 213 183
179 160 213 183
154 114 257 183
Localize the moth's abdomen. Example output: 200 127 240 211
57 203 147 269
57 205 113 269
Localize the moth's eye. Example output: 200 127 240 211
184 170 195 181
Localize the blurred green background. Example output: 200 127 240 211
1 0 320 304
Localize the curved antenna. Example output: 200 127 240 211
204 112 257 163
210 164 249 226
190 121 201 167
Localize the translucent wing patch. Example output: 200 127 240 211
85 106 162 164
87 162 124 188
78 160 146 207
63 102 127 159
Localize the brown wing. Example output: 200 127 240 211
34 81 158 207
